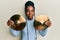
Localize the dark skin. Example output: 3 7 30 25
25 6 35 20
7 6 51 30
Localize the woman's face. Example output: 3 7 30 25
26 6 35 20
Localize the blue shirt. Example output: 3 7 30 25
10 17 48 40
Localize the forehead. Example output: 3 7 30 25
27 6 34 10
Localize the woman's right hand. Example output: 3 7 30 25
7 19 14 26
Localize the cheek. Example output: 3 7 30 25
26 12 29 16
26 12 34 16
31 12 34 16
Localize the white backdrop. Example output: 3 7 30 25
0 0 60 40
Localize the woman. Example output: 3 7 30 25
7 1 51 40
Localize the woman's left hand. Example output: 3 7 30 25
45 21 52 27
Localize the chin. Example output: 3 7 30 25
28 17 33 20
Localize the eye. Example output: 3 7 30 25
31 10 34 12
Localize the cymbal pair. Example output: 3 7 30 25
8 14 50 30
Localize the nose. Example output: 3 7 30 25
29 11 32 15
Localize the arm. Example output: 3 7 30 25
39 19 51 37
7 20 21 37
39 28 48 37
10 28 21 37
